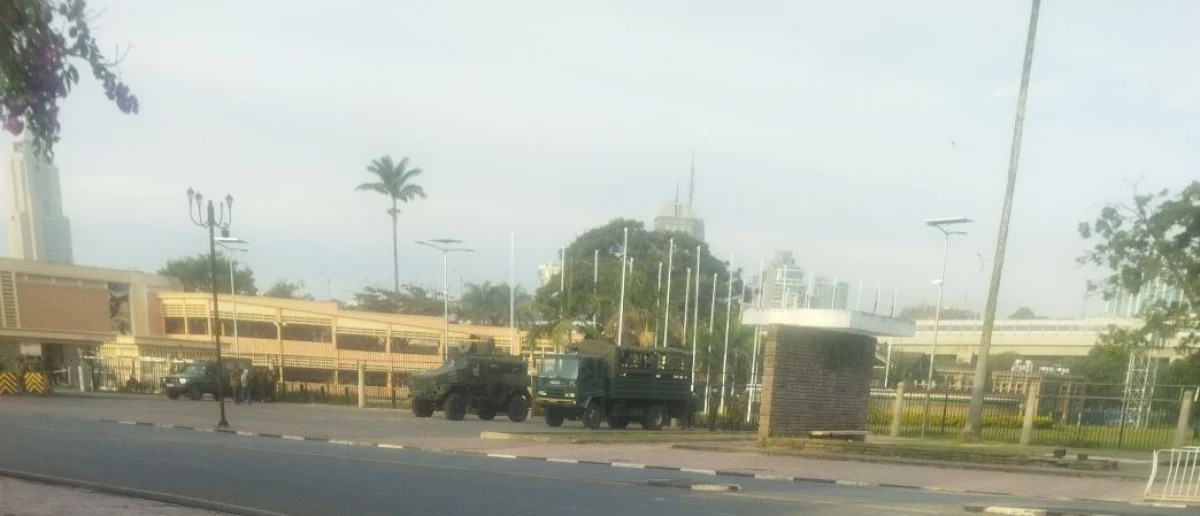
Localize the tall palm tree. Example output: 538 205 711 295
355 155 427 295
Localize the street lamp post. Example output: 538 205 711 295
416 239 474 360
215 237 248 357
921 217 970 437
186 188 234 428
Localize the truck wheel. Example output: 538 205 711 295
606 416 629 429
581 401 603 430
189 385 202 401
477 405 497 420
545 406 564 427
411 399 434 418
167 391 180 400
443 393 467 421
507 394 530 422
641 404 665 431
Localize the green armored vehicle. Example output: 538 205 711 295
535 340 695 430
409 340 531 422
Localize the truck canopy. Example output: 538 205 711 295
565 340 691 381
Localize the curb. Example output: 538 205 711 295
646 479 740 491
0 467 285 516
670 444 1142 483
93 418 1139 506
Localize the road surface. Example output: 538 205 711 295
0 411 1188 516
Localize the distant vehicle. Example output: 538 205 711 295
162 358 252 401
535 340 694 430
409 340 531 422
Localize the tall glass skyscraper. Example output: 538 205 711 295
6 134 73 264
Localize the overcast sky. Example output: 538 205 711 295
3 0 1198 317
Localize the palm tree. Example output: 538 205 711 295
355 156 427 295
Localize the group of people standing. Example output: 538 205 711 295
230 366 277 404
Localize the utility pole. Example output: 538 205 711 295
964 0 1042 440
415 239 474 360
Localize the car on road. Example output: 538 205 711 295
162 358 251 401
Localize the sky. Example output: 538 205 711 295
3 0 1199 317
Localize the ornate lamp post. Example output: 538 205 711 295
187 188 234 428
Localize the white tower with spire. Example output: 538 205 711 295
6 133 73 264
653 153 705 241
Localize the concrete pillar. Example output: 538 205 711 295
890 382 906 437
1020 380 1041 446
357 361 366 409
1174 390 1195 448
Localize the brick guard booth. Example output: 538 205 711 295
743 308 914 440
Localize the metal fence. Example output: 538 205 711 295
1145 447 1200 503
868 383 1199 451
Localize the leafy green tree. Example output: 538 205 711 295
1 0 139 152
349 285 442 316
457 281 534 328
159 254 257 295
1078 181 1200 350
355 155 427 297
1009 307 1037 319
534 218 745 349
263 279 313 300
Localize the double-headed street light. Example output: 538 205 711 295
416 239 474 360
215 237 248 357
187 188 234 428
921 216 970 437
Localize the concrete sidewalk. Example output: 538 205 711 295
0 476 222 516
4 394 1154 503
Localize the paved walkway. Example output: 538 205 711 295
0 476 221 516
3 394 1157 503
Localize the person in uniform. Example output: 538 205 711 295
231 368 243 404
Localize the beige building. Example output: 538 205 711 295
0 257 529 392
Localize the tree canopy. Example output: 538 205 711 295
533 218 746 348
1079 181 1200 349
158 254 257 295
457 281 534 328
1 0 139 152
348 285 442 316
263 279 313 300
1008 307 1038 319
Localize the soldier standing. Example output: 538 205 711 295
231 368 243 404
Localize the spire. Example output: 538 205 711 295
688 150 695 208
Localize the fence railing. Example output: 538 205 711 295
869 383 1199 451
1146 447 1200 502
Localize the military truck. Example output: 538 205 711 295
162 357 252 400
409 340 531 422
535 340 694 430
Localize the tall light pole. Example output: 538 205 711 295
965 0 1042 439
661 238 675 347
186 188 233 428
747 260 764 423
416 239 474 360
691 246 701 397
921 217 970 437
215 237 248 357
617 227 628 346
719 255 734 414
509 231 515 353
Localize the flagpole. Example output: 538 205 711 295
661 238 675 347
719 254 735 414
616 227 628 346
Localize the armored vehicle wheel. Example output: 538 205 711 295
444 393 468 421
167 391 180 400
606 416 629 429
189 385 203 401
545 406 564 427
641 404 665 431
581 401 603 430
411 399 434 418
477 405 497 420
507 394 530 422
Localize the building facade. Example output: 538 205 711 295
758 250 807 309
6 135 73 264
810 276 850 310
652 200 705 242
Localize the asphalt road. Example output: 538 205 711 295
0 412 1190 516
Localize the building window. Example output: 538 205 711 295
337 333 384 352
281 323 331 343
164 317 185 334
187 318 209 335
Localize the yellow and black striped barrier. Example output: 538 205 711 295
0 372 17 394
22 372 47 394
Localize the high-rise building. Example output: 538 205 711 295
652 156 705 242
758 250 807 309
810 276 850 310
6 134 73 264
